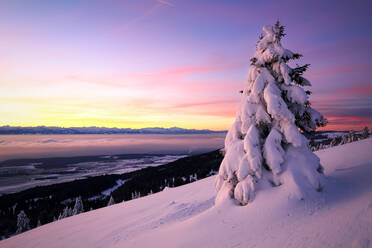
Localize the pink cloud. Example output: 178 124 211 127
309 64 372 77
171 99 237 109
318 116 372 131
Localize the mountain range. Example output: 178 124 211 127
0 126 226 135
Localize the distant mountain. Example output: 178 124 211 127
0 126 226 135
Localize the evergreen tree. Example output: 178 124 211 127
72 196 84 215
215 22 327 205
362 126 370 139
340 135 348 145
330 138 337 147
107 196 115 206
347 130 356 142
16 210 30 234
59 206 73 219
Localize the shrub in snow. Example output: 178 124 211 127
16 210 30 234
215 22 327 205
72 196 84 215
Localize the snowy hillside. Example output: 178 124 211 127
2 138 372 248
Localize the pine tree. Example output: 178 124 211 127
347 130 356 143
72 196 84 215
59 206 72 219
215 22 327 205
340 135 348 145
16 210 30 234
107 196 115 206
330 138 337 147
362 126 369 139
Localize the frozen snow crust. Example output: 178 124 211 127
216 23 327 205
2 138 372 248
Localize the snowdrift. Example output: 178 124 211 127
2 138 372 248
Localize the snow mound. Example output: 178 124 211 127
2 138 372 248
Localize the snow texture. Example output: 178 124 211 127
2 138 372 248
216 22 327 205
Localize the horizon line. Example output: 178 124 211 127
0 125 365 133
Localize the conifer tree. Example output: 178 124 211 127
362 126 370 139
340 135 348 145
215 22 327 205
72 196 84 215
107 196 115 206
59 206 73 219
330 138 337 147
16 210 30 234
347 130 356 142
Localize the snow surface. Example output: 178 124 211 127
2 138 372 248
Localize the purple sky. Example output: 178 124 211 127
0 0 371 130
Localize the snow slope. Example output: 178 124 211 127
2 138 372 248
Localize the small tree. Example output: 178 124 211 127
72 196 84 215
330 138 337 147
215 22 327 205
59 206 73 219
16 210 30 234
340 135 348 145
362 127 369 139
107 196 115 206
347 130 356 143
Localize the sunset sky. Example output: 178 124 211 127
0 0 371 131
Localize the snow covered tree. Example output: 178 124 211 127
131 191 141 199
347 130 356 143
340 135 348 145
59 206 73 219
16 210 30 234
215 22 327 205
72 196 84 215
330 138 337 147
107 196 115 206
362 127 369 139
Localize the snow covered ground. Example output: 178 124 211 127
2 138 372 248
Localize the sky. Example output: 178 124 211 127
0 0 371 131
